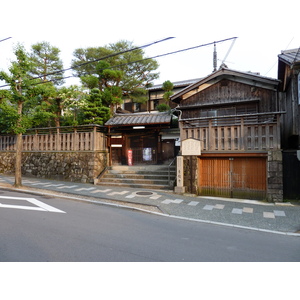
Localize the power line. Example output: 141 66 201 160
0 37 237 89
0 37 12 43
0 37 174 88
30 37 175 80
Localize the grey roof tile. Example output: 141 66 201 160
105 112 172 126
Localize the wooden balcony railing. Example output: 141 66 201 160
181 112 282 151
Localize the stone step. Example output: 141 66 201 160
97 165 176 190
100 177 171 186
97 181 174 190
104 173 175 179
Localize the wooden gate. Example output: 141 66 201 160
199 156 267 200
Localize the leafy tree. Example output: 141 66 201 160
72 40 159 105
29 41 64 85
59 85 88 126
0 44 39 186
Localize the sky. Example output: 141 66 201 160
1 0 299 88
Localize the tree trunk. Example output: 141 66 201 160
14 100 23 187
14 132 22 187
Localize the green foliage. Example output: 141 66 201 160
29 41 64 85
82 88 110 125
58 85 87 126
0 44 35 133
156 103 171 112
162 80 174 103
0 101 20 134
72 40 159 107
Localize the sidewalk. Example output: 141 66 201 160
1 174 300 236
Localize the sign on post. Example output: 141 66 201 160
181 138 201 156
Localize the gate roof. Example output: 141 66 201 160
105 112 172 127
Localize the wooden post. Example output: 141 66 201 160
240 117 244 150
93 126 97 151
56 127 61 151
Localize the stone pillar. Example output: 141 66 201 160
174 155 185 194
267 150 283 202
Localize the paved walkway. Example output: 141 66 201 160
1 174 300 236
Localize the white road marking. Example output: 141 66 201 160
0 196 65 213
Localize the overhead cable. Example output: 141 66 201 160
0 37 237 89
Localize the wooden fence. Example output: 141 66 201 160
181 113 281 151
0 125 107 152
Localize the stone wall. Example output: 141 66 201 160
0 152 15 174
0 151 108 183
182 156 198 195
267 150 283 202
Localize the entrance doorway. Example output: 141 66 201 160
128 135 158 165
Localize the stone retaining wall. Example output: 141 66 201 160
0 151 108 183
267 150 283 202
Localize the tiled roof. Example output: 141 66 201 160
278 48 300 66
147 78 202 91
105 112 172 127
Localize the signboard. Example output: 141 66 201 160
182 138 201 156
128 149 133 165
143 148 152 161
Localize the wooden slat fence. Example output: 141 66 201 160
181 113 281 151
0 126 107 151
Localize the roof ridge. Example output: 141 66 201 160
281 48 300 54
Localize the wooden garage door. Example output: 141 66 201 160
199 157 267 200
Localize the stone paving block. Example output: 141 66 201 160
273 210 286 217
215 204 225 209
90 189 112 193
232 208 243 214
161 199 183 204
203 205 214 210
263 212 275 219
108 191 129 196
243 207 253 213
188 201 199 206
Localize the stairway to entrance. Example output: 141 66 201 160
96 165 176 190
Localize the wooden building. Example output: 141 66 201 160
278 48 300 199
105 112 179 165
123 78 200 113
171 67 283 202
104 78 200 166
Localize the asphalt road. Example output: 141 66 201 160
1 189 299 262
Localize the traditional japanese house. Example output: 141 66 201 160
105 111 178 166
122 78 201 113
171 67 284 202
278 48 300 199
105 78 200 166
